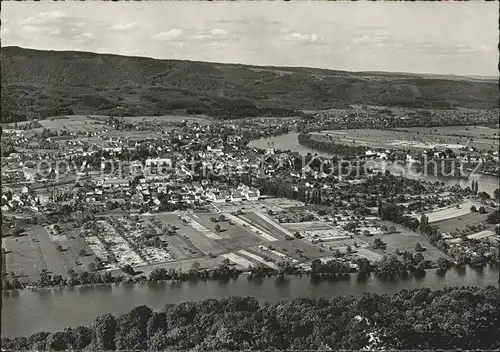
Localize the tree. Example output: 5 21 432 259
11 278 23 289
55 244 63 252
11 226 25 237
413 252 425 264
414 242 424 252
478 191 491 202
486 211 499 224
71 326 93 350
214 224 222 232
478 206 487 214
419 214 429 232
436 239 447 251
218 214 226 222
470 205 478 212
94 313 117 351
210 217 217 223
87 262 96 272
191 261 201 272
122 264 135 275
147 312 166 339
79 249 87 257
372 238 384 250
45 331 70 351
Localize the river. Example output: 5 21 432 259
249 132 499 196
2 266 498 337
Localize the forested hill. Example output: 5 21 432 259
1 46 498 123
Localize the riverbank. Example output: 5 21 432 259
0 261 457 292
2 265 498 338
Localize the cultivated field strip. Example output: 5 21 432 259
414 200 479 223
238 249 278 269
467 230 495 240
186 215 222 240
220 253 255 269
282 221 333 232
355 248 384 262
253 212 295 238
223 213 279 242
239 212 289 241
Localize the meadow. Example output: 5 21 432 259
312 125 498 151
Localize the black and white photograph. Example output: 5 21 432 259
1 1 499 350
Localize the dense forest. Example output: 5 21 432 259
2 286 498 351
2 46 498 123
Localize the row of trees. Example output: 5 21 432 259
3 286 498 350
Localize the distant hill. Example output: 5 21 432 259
1 46 498 123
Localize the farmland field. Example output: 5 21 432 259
193 213 264 250
154 214 227 255
2 226 96 283
211 198 305 214
311 125 498 151
240 212 289 240
433 211 494 233
282 221 333 232
355 248 385 262
6 115 108 133
269 239 333 261
416 200 481 223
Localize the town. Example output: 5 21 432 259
2 111 499 290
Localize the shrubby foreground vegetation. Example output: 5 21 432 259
2 286 498 351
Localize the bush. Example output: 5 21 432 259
121 265 135 275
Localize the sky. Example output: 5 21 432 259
1 1 497 77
